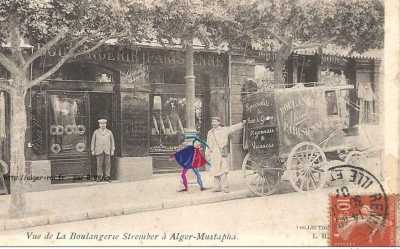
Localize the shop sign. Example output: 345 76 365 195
41 45 225 67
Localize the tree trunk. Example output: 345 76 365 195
8 84 28 218
273 40 293 86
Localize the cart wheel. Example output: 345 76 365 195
242 153 283 196
287 142 328 192
345 151 367 167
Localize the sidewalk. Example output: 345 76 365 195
0 170 254 231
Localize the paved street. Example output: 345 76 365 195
0 154 384 246
0 188 332 246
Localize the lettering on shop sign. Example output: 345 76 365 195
120 65 149 85
41 45 225 67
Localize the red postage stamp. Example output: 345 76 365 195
329 194 397 246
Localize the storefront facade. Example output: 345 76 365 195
18 45 229 190
0 43 382 193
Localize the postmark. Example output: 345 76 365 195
328 164 396 246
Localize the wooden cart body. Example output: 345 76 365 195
244 85 356 157
241 84 374 195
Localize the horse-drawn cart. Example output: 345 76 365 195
241 84 380 196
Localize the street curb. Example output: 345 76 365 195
48 212 88 225
87 207 124 220
4 215 49 231
1 189 254 232
122 202 163 215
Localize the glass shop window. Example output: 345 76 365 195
325 90 338 116
150 95 203 152
48 94 88 156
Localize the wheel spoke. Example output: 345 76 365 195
261 176 266 193
299 174 306 191
306 171 312 191
296 168 306 177
242 153 282 196
254 174 261 184
296 170 307 189
265 175 274 190
259 176 265 193
255 175 262 191
309 172 318 190
287 142 327 192
267 176 275 192
310 166 324 173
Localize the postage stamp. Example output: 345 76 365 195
329 165 397 246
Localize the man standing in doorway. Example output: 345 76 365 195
91 118 115 182
206 117 245 193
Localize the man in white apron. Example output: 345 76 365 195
206 117 245 193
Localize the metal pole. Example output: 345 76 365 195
184 38 196 132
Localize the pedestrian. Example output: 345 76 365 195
171 134 209 192
206 117 245 193
91 118 115 182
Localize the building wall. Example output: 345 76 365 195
354 58 380 124
27 46 230 177
229 55 256 170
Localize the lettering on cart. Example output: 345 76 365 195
279 96 315 116
250 128 275 136
252 143 275 149
246 99 272 112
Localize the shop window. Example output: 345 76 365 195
150 95 203 152
48 94 88 156
325 91 338 116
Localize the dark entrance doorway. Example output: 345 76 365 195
89 93 113 178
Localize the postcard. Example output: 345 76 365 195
0 0 397 246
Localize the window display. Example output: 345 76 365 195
150 95 203 152
48 94 88 156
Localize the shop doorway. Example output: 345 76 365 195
89 93 113 178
